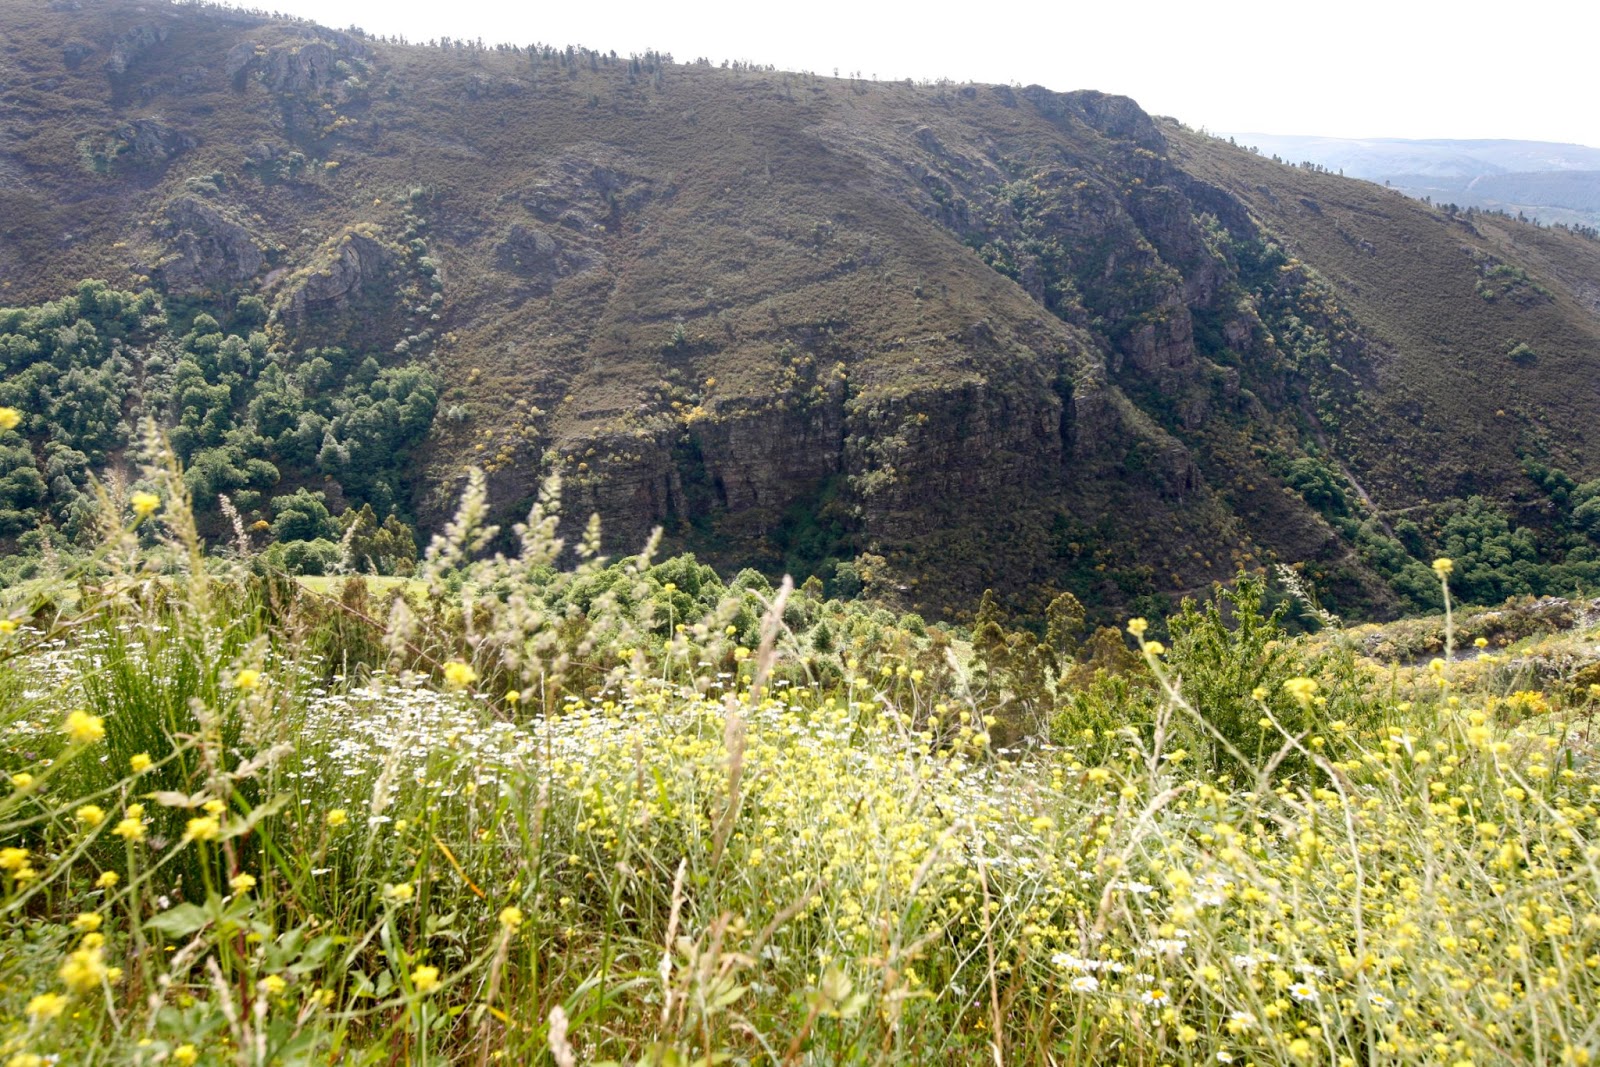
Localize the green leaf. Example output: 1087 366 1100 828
146 902 210 938
709 981 746 1009
818 963 852 1005
145 789 208 809
221 792 291 841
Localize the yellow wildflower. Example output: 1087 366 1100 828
1127 617 1149 637
72 912 103 933
260 974 287 996
1284 677 1318 704
230 873 257 893
129 752 152 774
499 905 524 930
0 847 28 871
26 991 68 1020
10 772 33 790
75 804 106 828
96 871 119 889
130 491 161 518
1432 557 1454 578
442 661 477 688
384 882 414 903
171 1046 199 1066
0 406 20 431
59 943 109 992
325 809 348 829
411 964 441 994
234 668 261 690
185 816 221 843
63 709 105 744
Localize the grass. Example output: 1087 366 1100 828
3 452 1600 1065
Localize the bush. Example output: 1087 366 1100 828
1165 571 1366 780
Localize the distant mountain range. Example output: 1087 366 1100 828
1223 134 1600 228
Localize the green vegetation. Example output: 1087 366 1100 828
0 282 435 582
4 452 1600 1065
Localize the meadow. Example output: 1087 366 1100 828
3 440 1600 1066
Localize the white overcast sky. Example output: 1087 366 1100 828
239 0 1600 146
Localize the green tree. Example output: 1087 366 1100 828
270 488 339 543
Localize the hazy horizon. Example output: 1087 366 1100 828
1222 133 1600 150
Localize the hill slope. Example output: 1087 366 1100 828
3 0 1600 621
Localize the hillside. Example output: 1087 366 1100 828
4 0 1600 622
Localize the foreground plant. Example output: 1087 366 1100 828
2 444 1598 1065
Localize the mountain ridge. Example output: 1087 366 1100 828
3 0 1600 622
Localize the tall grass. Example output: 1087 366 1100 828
2 455 1599 1065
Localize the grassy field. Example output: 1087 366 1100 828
3 460 1600 1066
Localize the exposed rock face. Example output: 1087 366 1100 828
278 230 395 330
512 149 658 231
1023 87 1166 151
558 382 849 554
262 42 340 94
104 23 167 76
226 33 367 92
155 197 268 293
113 118 195 165
845 380 1063 536
224 41 257 82
695 384 849 513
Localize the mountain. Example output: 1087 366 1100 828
3 0 1600 623
1224 133 1600 228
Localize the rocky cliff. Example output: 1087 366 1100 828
4 0 1600 619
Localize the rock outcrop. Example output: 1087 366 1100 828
225 33 368 94
277 230 396 333
155 197 268 293
104 23 166 77
112 118 196 165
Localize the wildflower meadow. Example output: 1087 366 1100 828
3 424 1599 1066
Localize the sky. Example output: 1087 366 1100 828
239 0 1600 147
